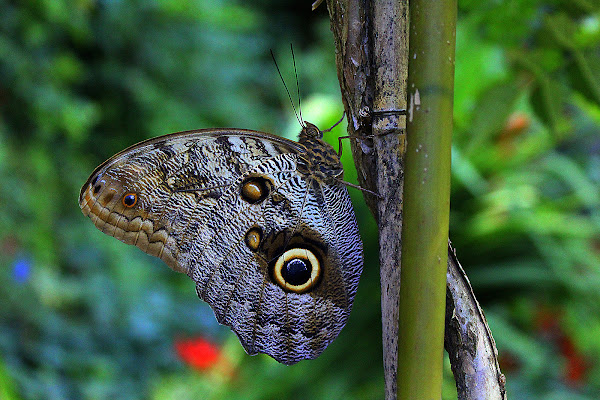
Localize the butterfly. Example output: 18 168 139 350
79 120 364 365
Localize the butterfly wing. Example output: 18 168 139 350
79 129 363 364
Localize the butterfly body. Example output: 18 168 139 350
79 123 363 365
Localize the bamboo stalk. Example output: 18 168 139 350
397 1 456 399
326 1 506 398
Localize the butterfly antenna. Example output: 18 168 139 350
290 43 304 125
270 49 303 127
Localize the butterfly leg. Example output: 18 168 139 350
336 178 382 199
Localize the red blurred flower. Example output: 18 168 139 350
534 307 561 338
534 306 590 386
559 335 589 387
498 112 531 156
174 337 220 371
498 351 520 373
503 112 530 135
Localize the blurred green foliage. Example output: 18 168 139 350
0 0 599 399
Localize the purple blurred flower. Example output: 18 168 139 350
12 257 32 284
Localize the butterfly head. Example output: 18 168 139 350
296 121 345 183
299 121 323 140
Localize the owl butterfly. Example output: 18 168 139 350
79 49 363 363
79 120 363 365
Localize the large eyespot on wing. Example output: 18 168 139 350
272 248 322 293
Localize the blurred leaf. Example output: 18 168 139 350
0 356 21 400
465 80 522 154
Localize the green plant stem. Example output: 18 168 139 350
397 0 456 399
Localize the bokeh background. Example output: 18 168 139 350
1 1 599 399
